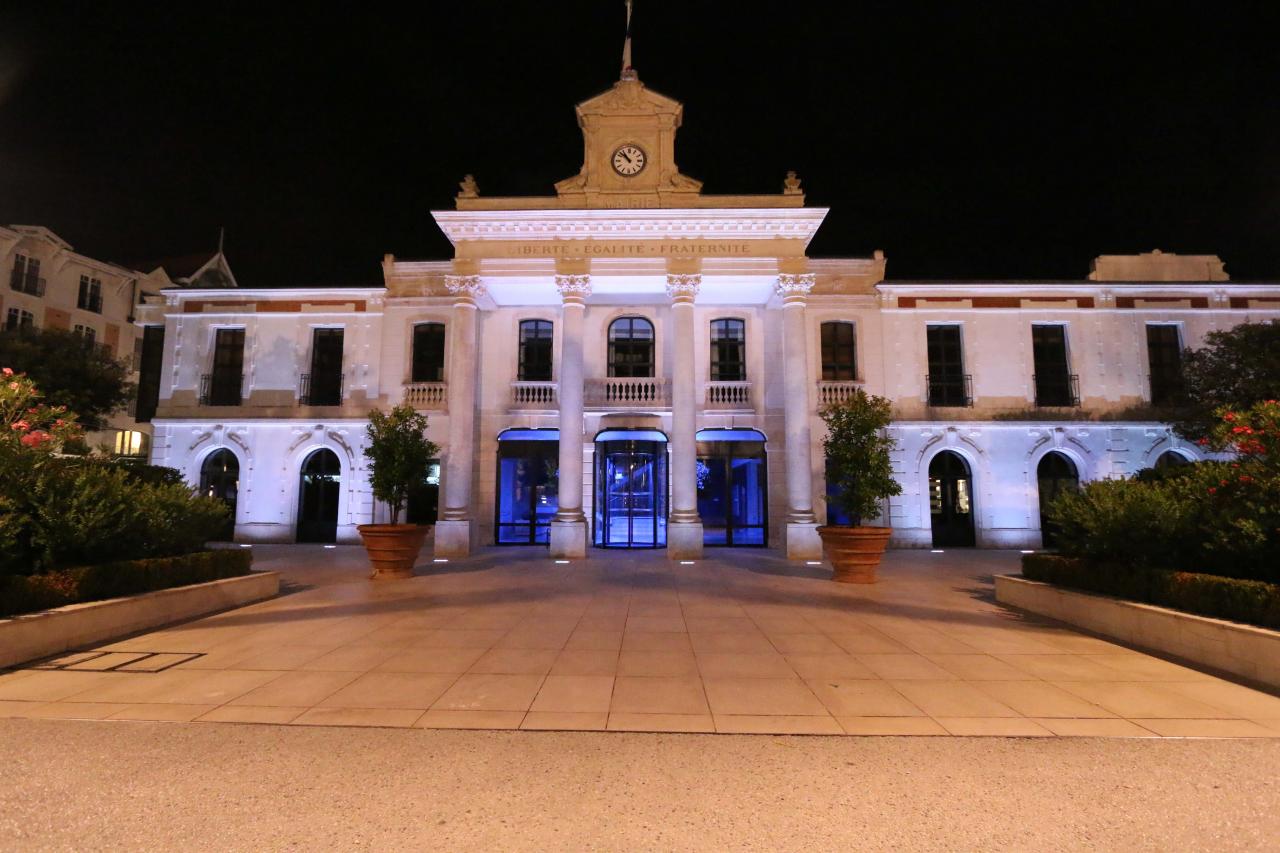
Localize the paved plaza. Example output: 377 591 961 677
1 546 1278 737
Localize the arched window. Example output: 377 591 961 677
821 321 857 381
608 317 654 378
298 448 341 543
411 322 446 382
1154 450 1191 470
929 451 975 547
200 449 239 541
518 320 553 381
709 319 746 381
1036 452 1079 548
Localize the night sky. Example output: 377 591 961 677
1 2 1277 286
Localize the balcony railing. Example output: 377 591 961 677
299 372 344 406
200 373 243 407
1033 373 1080 408
512 380 557 409
925 373 973 408
816 380 862 407
706 381 752 409
404 381 447 410
586 377 670 409
9 273 46 297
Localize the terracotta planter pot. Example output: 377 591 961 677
357 524 431 580
817 525 893 584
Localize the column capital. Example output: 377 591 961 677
555 274 592 305
444 274 485 305
775 273 815 304
665 273 701 305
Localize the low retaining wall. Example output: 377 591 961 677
0 572 280 670
995 574 1280 690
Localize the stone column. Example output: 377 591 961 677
549 274 591 558
434 274 485 557
776 273 822 559
666 274 704 559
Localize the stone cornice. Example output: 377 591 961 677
431 208 829 246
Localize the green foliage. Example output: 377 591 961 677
108 458 186 487
363 404 439 524
820 389 902 526
0 448 231 575
0 328 134 431
0 549 253 617
1174 322 1280 442
1021 554 1280 630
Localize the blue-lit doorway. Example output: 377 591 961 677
696 429 768 547
593 430 667 548
495 429 559 545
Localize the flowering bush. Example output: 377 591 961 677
1 367 82 451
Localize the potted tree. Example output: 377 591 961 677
357 403 439 579
817 389 903 583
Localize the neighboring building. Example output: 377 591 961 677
0 223 237 455
137 72 1280 557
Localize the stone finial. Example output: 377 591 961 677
665 273 701 304
457 174 479 198
444 274 485 303
554 274 592 303
775 273 815 302
783 170 802 195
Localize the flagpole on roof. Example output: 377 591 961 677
621 0 636 80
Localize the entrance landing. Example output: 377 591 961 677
1 547 1278 737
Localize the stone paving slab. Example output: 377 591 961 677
1 544 1278 737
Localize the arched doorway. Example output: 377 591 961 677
298 449 341 543
200 449 239 541
929 451 975 547
594 429 667 548
697 428 767 546
495 429 559 545
1036 452 1079 549
1154 449 1191 470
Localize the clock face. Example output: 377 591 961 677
611 144 647 176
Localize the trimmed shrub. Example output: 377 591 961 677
0 549 254 617
1022 553 1280 630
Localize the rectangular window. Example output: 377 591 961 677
135 325 165 422
73 324 97 343
710 318 746 381
303 328 344 406
926 325 969 406
9 254 43 296
5 308 35 331
1031 324 1076 407
518 319 553 381
1147 325 1184 406
820 321 857 381
203 328 245 406
77 275 103 313
411 323 446 382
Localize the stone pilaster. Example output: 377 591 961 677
549 274 591 558
666 273 703 560
434 274 485 558
776 272 821 560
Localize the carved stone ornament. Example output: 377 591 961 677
457 174 479 198
783 170 802 195
775 273 816 299
665 273 701 303
444 274 485 300
554 274 592 301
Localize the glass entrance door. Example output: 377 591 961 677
929 450 975 547
298 448 341 543
495 433 559 545
594 438 667 548
696 432 767 546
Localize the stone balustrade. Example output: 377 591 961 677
585 377 670 408
705 380 752 409
512 381 558 408
403 381 448 410
817 380 863 407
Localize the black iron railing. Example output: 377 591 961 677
925 373 973 407
1033 373 1080 408
200 373 243 406
299 372 343 406
9 272 46 296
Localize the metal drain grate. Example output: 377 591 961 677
31 650 204 673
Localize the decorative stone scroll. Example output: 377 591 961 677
555 274 592 304
665 273 701 304
444 274 485 303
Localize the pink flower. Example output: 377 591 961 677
7 382 17 391
1208 487 1217 494
11 420 29 431
1 368 11 376
20 431 49 448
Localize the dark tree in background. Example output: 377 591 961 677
1174 322 1280 441
0 328 134 431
